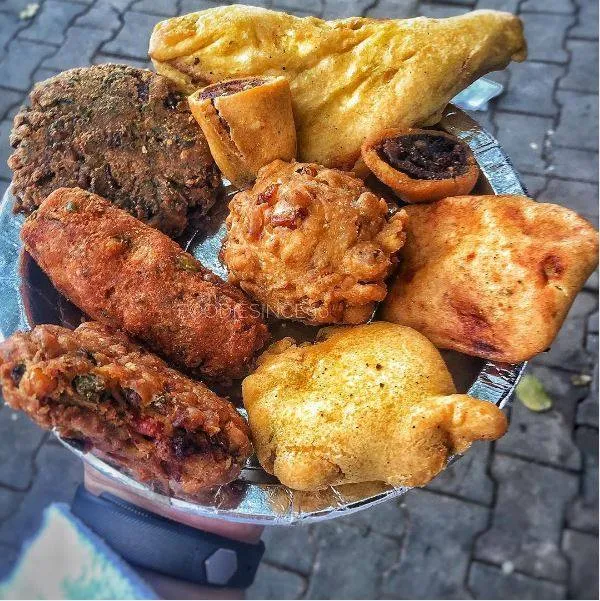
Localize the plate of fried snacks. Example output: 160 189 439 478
0 5 597 524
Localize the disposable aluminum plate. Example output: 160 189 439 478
0 106 527 524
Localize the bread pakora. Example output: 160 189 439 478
0 322 252 494
149 6 526 169
223 160 407 325
21 187 269 381
8 64 220 237
242 322 507 491
188 76 297 188
382 195 599 363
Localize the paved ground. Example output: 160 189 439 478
0 0 597 598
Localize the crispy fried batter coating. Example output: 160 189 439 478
21 188 269 380
242 322 507 491
0 322 252 494
223 160 407 325
382 195 599 363
8 64 220 237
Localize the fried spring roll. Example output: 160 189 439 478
0 322 252 493
21 187 269 380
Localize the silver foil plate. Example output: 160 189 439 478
0 106 526 524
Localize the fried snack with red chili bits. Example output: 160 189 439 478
21 188 269 380
8 64 220 237
222 160 408 325
382 195 599 363
0 322 252 494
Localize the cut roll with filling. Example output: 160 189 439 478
0 322 252 495
188 76 297 188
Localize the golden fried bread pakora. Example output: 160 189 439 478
149 6 526 169
223 160 407 325
382 195 599 363
242 322 507 491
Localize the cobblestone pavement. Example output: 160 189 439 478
0 0 598 598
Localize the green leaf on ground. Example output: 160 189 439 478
516 374 553 412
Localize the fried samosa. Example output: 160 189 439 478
149 6 526 169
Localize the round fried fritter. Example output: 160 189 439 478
8 64 220 237
223 160 408 325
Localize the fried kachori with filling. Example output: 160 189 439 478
242 322 508 491
382 195 599 363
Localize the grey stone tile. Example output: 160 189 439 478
0 38 55 91
497 364 582 470
0 407 46 490
261 524 316 574
560 39 599 92
519 173 546 197
554 90 598 150
75 0 124 33
418 2 470 17
576 362 598 427
306 521 400 599
563 529 599 600
247 563 306 600
131 0 180 17
495 111 553 175
18 0 87 45
540 178 598 222
570 0 598 40
521 12 574 63
322 0 377 18
548 147 599 182
101 10 156 59
521 0 574 13
468 561 566 599
567 425 598 532
475 0 518 10
273 0 322 16
92 53 151 69
366 0 419 18
427 441 494 506
533 291 598 372
497 61 563 117
0 486 24 521
0 441 82 548
43 25 112 70
382 490 488 599
475 454 578 581
339 496 406 539
0 88 23 121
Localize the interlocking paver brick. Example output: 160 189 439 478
75 0 124 33
340 496 406 539
0 407 45 489
0 543 18 580
0 0 38 17
273 0 323 16
497 61 563 117
521 0 574 13
0 12 23 59
93 53 151 69
540 178 598 223
0 88 23 121
554 90 598 150
562 529 599 600
494 111 553 175
468 562 566 599
548 147 599 182
0 486 23 522
31 66 61 84
570 0 598 40
0 38 55 91
475 0 518 11
418 2 469 17
576 362 598 427
366 0 418 18
305 521 399 599
178 0 226 16
520 173 547 197
0 441 82 550
43 25 113 70
533 291 598 372
18 0 87 45
427 441 495 506
382 490 488 599
497 364 582 470
322 0 381 18
567 425 598 532
132 0 180 16
101 10 156 59
248 563 306 600
261 525 316 574
521 13 573 63
560 39 599 92
475 454 578 581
